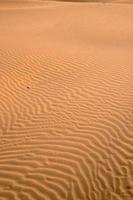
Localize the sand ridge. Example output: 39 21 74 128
0 1 133 200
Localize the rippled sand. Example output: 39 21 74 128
0 1 133 199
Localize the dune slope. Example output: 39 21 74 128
0 1 133 200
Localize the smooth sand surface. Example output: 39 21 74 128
0 1 133 199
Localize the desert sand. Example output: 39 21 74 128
0 0 133 199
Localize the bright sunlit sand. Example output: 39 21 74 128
0 1 133 199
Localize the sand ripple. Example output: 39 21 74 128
0 1 133 200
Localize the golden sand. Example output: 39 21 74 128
0 1 133 199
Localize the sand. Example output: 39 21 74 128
0 0 133 199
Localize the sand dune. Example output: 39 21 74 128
0 1 133 200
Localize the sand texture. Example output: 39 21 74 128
0 1 133 200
